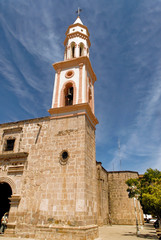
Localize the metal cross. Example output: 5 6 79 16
76 7 82 16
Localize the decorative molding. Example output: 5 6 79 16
65 70 74 79
0 177 16 194
65 22 90 37
0 117 50 128
6 222 16 229
3 127 22 134
48 103 99 128
85 66 88 103
0 152 28 160
9 195 21 205
78 63 83 103
53 56 96 83
54 69 61 108
64 32 91 47
8 166 24 174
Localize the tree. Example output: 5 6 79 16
126 168 161 225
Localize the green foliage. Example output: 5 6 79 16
126 168 161 218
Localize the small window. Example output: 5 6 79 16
65 70 74 78
60 150 69 165
5 139 15 151
71 42 75 58
62 151 68 160
79 43 84 57
72 46 75 58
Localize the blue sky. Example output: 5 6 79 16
0 0 161 173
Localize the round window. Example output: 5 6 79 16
62 151 68 159
60 150 69 165
65 70 74 79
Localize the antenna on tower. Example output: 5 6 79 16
118 138 121 171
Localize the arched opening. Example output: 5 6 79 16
79 43 84 57
0 182 12 227
71 42 75 58
64 83 74 106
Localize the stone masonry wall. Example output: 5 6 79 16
0 114 98 239
108 171 143 225
84 119 97 225
96 162 109 225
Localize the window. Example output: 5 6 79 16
79 43 84 57
5 139 15 151
62 151 68 160
72 46 75 58
71 42 75 58
60 150 69 165
65 70 74 79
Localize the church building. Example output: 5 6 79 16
0 16 143 240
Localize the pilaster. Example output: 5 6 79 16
54 69 61 108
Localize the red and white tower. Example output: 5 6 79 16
48 16 98 128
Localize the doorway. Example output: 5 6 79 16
0 182 12 225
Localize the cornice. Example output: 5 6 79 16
0 116 50 127
53 56 97 82
3 127 22 134
0 152 28 160
48 103 99 128
65 23 90 37
64 31 91 47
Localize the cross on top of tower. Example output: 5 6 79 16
76 7 82 16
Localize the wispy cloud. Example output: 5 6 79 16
108 59 161 172
0 1 63 118
0 0 161 172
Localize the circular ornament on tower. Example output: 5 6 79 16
65 70 74 79
59 150 69 165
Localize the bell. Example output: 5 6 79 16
67 93 73 100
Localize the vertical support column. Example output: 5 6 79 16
5 195 21 237
78 63 83 103
67 46 70 60
85 67 88 103
92 82 95 113
54 69 61 108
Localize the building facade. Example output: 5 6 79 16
0 17 142 240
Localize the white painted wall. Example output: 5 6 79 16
69 26 88 36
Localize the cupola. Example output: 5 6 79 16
64 16 90 60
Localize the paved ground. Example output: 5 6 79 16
0 223 158 240
99 223 158 240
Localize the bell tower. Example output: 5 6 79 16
47 16 99 238
48 16 98 128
